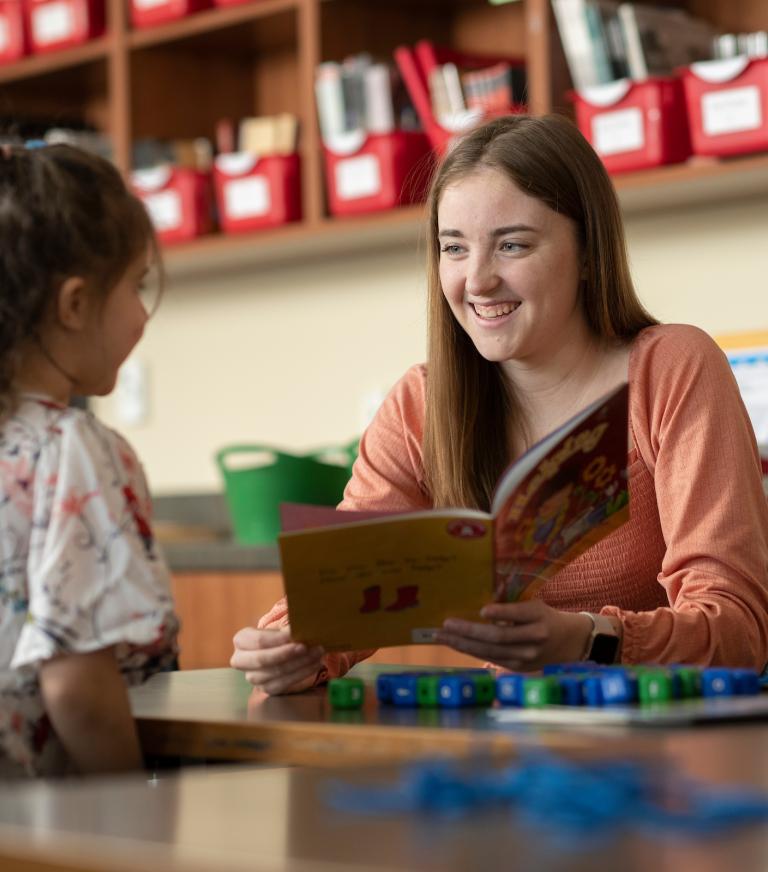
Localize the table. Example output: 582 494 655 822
129 666 655 766
130 665 768 768
2 730 768 872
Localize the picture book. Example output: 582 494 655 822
279 382 630 652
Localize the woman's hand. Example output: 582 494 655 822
435 600 594 672
230 626 325 695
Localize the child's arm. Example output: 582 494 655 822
39 647 143 774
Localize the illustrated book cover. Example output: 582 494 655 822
279 382 630 651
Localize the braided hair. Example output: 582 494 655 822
0 144 157 418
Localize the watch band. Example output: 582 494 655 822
579 611 621 664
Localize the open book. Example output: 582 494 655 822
279 382 629 651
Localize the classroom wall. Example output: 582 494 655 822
92 196 768 494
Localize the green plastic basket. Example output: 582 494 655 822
215 441 358 545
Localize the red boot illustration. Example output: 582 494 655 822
385 584 420 612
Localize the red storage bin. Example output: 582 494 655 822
570 77 691 174
131 165 212 245
681 57 768 158
0 0 27 63
212 151 301 233
394 40 526 156
26 0 103 53
323 130 431 217
130 0 209 29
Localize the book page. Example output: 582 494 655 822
280 513 493 651
491 383 630 602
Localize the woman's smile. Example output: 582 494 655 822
470 300 522 324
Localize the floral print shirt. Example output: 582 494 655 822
0 396 179 776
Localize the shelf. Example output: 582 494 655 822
163 204 427 277
162 152 768 277
615 153 768 214
0 36 111 83
127 0 299 50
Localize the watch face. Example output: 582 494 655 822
590 632 620 665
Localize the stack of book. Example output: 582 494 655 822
314 54 418 146
429 60 526 127
552 0 717 89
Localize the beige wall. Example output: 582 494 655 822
93 196 768 495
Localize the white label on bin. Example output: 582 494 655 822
702 86 762 136
144 190 182 232
0 18 9 52
592 108 644 156
224 176 270 219
336 154 381 200
32 2 75 44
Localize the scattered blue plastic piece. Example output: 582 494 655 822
389 675 420 707
496 673 525 707
324 753 768 845
599 671 638 706
733 668 761 695
556 676 584 706
701 668 736 698
583 676 604 707
438 675 476 708
375 674 395 704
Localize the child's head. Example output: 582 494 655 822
0 143 159 414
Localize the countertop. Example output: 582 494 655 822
153 493 280 572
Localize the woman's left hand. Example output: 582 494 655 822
435 600 594 672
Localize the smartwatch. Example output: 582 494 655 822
579 612 621 664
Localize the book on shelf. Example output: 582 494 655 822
617 3 716 81
552 0 625 91
279 382 630 652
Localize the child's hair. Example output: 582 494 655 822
0 143 159 418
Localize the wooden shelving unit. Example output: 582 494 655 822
0 0 764 274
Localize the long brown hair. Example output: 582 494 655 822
423 114 657 511
0 143 160 419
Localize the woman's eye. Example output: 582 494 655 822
440 244 463 255
500 241 525 253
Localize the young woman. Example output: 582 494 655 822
0 144 178 775
232 114 768 694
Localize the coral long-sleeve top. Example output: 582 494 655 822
259 324 768 680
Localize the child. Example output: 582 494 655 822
0 143 179 776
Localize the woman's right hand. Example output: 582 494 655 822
230 626 325 695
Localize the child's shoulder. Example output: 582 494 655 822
7 397 138 470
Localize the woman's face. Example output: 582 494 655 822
437 167 587 371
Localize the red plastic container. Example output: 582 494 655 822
323 130 431 216
131 165 212 245
0 0 27 63
394 40 526 156
681 57 768 158
26 0 104 53
130 0 209 29
213 151 301 233
570 77 691 174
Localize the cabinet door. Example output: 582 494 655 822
171 570 285 669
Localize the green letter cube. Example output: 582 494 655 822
637 669 673 705
416 675 440 707
523 676 561 707
471 673 496 706
328 677 364 709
